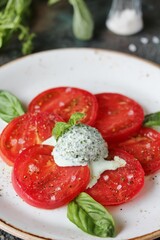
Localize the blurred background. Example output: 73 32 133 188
0 0 160 239
0 0 160 66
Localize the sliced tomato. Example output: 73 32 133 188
0 112 63 165
28 87 98 126
94 93 144 143
12 145 90 209
112 127 160 175
86 149 144 206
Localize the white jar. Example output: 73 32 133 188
106 0 143 36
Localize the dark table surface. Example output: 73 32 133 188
0 0 160 239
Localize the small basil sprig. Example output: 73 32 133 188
143 112 160 128
0 90 25 122
52 112 85 140
67 192 115 238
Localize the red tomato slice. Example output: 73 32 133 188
94 93 144 143
28 87 98 126
86 149 144 206
12 145 90 209
112 127 160 175
0 112 63 166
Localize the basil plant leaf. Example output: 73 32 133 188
0 90 25 122
67 192 115 238
52 112 85 140
68 112 85 125
52 122 71 140
0 0 34 55
143 112 160 127
68 0 94 40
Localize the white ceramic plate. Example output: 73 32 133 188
0 48 160 240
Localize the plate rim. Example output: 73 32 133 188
0 47 160 240
0 47 160 70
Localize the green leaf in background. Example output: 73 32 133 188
0 90 25 123
52 112 85 140
67 192 115 238
0 0 95 52
0 0 7 9
0 0 35 54
143 112 160 127
68 0 94 40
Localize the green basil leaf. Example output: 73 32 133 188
68 0 94 40
0 90 25 122
143 112 160 127
52 122 71 140
68 112 85 125
52 112 85 140
67 192 115 238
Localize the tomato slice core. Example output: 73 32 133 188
12 145 90 209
